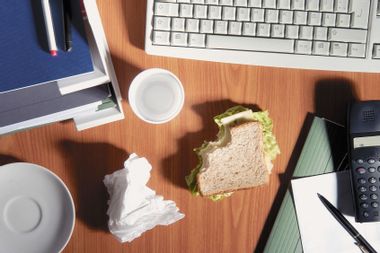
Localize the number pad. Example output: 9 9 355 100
352 154 380 222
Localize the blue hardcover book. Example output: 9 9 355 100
0 0 94 93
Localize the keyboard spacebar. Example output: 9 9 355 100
206 35 295 53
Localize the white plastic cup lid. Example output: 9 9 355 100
128 68 185 124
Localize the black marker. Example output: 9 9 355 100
317 193 377 253
62 0 72 52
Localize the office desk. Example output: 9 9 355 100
1 1 380 252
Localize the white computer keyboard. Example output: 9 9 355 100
145 0 380 72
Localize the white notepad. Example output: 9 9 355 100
291 171 380 253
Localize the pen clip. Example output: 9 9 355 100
356 242 370 253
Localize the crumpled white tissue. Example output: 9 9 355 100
103 153 185 243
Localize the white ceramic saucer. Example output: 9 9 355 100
0 163 75 253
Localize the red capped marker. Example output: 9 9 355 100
42 0 58 57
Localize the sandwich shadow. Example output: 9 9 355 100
161 99 261 190
59 140 128 231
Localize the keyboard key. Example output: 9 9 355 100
206 0 219 4
371 194 378 200
228 21 242 35
154 16 171 31
234 0 248 6
277 0 291 9
357 159 364 164
331 42 348 56
308 12 322 26
294 11 307 25
272 24 285 37
335 0 349 12
359 186 367 192
329 29 367 43
251 8 265 22
186 19 200 32
237 7 250 21
314 27 328 40
178 0 191 2
370 185 377 192
363 211 369 217
200 20 214 33
223 6 236 20
299 26 313 40
153 31 171 45
242 22 256 36
373 44 380 59
208 6 222 19
180 4 194 18
306 0 319 11
220 0 233 5
313 41 330 55
191 0 205 3
372 202 379 208
172 18 186 31
320 0 334 12
171 32 188 46
194 5 207 18
295 40 312 54
248 0 262 7
350 0 370 29
292 0 305 10
336 14 351 28
206 34 295 53
360 194 368 201
358 178 366 184
263 0 276 8
322 13 336 27
257 23 271 37
266 9 279 23
189 33 206 47
279 10 292 24
155 2 179 16
286 25 299 39
214 20 228 34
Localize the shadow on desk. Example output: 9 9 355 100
110 54 141 99
254 79 356 253
59 140 128 231
161 99 260 189
0 155 23 166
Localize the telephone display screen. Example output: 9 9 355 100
353 135 380 148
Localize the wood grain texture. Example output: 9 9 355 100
1 0 380 252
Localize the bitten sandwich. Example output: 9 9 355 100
185 106 280 201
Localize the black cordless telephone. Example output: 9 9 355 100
349 101 380 223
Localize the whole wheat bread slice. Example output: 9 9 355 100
197 121 269 196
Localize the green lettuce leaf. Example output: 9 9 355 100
185 106 280 201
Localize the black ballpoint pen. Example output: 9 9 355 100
62 0 72 51
317 193 377 253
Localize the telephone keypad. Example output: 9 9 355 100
352 152 380 222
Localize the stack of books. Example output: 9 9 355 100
0 0 124 135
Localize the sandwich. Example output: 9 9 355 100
185 106 280 201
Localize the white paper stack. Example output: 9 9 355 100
103 153 184 243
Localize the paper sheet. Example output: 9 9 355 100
291 171 380 253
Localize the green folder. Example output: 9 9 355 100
263 116 347 253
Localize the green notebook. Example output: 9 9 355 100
263 116 347 253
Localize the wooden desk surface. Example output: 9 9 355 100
1 1 380 252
